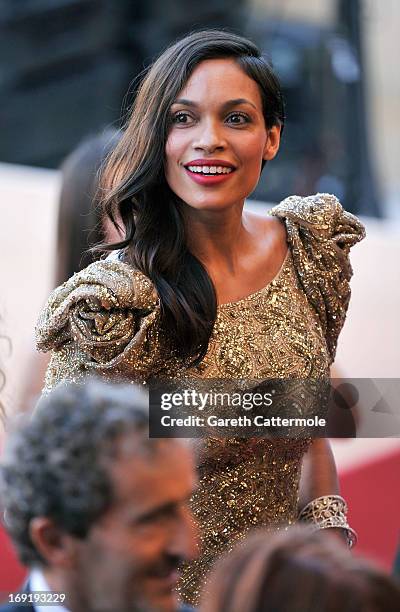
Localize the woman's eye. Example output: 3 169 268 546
226 112 250 125
172 112 194 125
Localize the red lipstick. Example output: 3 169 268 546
183 159 236 185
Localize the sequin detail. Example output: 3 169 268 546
35 193 365 605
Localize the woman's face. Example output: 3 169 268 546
165 58 280 212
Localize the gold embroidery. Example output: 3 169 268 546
35 194 365 604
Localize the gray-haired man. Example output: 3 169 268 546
0 379 198 612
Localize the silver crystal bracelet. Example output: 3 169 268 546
298 494 357 548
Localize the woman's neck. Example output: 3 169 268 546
184 204 252 273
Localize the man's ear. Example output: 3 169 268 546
30 517 80 569
263 125 281 161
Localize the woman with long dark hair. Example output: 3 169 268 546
36 30 365 604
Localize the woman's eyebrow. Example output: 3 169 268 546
171 98 258 110
222 98 258 110
172 98 197 107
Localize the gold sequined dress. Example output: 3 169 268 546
36 194 365 603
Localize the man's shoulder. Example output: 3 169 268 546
0 579 33 611
0 602 192 612
0 601 193 612
0 604 34 611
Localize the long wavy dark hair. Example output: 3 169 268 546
101 30 285 364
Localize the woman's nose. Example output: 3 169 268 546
193 119 226 152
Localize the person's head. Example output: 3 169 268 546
202 526 400 612
101 30 285 365
55 129 122 287
0 379 198 612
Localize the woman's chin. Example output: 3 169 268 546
181 196 247 213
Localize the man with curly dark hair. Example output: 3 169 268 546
0 379 198 612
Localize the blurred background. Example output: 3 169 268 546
0 0 399 594
0 0 399 216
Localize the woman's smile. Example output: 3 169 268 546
183 157 236 185
165 58 280 211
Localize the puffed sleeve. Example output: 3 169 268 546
35 260 162 391
269 193 366 364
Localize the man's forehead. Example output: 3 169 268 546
96 439 196 524
106 437 195 498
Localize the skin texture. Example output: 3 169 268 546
165 58 278 213
165 58 285 305
30 439 198 612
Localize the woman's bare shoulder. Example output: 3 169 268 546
244 209 288 257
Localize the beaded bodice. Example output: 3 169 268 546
36 193 365 604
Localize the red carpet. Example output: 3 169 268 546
340 447 400 570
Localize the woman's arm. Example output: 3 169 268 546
298 438 356 546
298 438 339 509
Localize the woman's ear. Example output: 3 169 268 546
263 125 281 161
